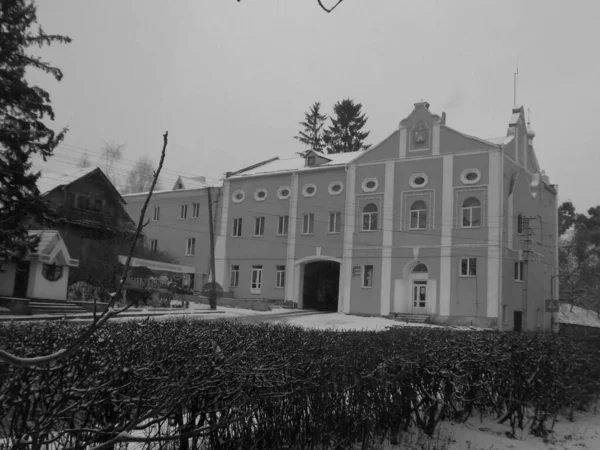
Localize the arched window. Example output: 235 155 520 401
412 263 428 273
362 203 378 231
410 200 427 230
462 197 481 228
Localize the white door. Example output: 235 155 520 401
412 280 427 312
250 266 263 294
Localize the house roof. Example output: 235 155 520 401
485 135 515 146
28 230 79 267
229 152 357 178
38 167 126 204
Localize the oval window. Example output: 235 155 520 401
254 189 268 201
460 169 481 185
362 178 378 192
409 173 429 189
328 181 344 195
302 184 317 197
232 190 245 203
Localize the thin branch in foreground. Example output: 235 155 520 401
317 0 345 13
0 131 169 367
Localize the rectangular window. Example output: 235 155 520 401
180 204 188 219
191 202 200 218
502 305 508 325
276 265 286 288
250 265 263 294
517 214 524 234
514 261 524 281
362 265 374 288
185 237 195 256
460 257 477 276
410 208 427 229
232 218 242 237
150 239 158 253
229 265 239 287
277 216 289 236
152 207 160 221
329 212 341 233
302 213 314 234
254 216 265 236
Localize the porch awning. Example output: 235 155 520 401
28 230 79 267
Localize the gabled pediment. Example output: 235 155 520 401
399 101 442 128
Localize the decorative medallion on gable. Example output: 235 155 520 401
412 121 429 147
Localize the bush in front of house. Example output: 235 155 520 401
0 320 599 449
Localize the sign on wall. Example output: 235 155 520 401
545 299 559 313
117 255 196 295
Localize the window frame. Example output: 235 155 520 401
277 215 289 236
328 212 341 234
254 216 265 237
362 203 378 232
180 204 188 220
514 260 524 281
185 237 196 256
302 213 315 235
460 257 477 277
150 239 158 253
409 201 428 230
229 265 240 287
328 181 344 196
191 202 200 219
517 214 524 234
362 265 374 288
152 206 160 221
302 184 317 198
461 197 482 228
254 188 268 202
361 178 379 193
232 190 245 203
232 218 243 237
250 265 263 294
277 186 291 200
275 265 286 288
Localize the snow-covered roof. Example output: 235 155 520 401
28 230 79 267
485 135 515 146
173 176 206 190
230 152 357 178
122 181 222 198
37 167 98 195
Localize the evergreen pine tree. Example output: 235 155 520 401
294 102 327 153
0 0 71 264
323 98 371 153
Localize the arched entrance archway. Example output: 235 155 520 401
296 256 341 311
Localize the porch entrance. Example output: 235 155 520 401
13 261 30 298
302 261 340 311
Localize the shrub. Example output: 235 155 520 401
0 321 598 449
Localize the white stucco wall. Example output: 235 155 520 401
27 261 70 300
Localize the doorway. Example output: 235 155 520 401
13 261 31 298
302 261 340 311
410 263 429 313
513 311 523 332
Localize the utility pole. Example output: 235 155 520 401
521 216 535 329
207 186 217 310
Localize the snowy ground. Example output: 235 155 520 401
559 303 600 329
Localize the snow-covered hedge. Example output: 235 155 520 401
0 321 599 449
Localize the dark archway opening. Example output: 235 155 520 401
302 261 340 311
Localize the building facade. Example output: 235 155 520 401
124 102 559 330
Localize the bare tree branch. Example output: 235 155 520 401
317 0 345 13
0 131 169 367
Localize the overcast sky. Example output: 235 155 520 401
31 0 600 211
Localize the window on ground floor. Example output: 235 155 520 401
276 265 285 288
460 257 477 276
514 261 524 281
229 265 239 287
362 265 374 288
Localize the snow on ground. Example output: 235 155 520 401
559 303 600 329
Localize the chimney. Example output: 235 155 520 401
441 112 446 125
